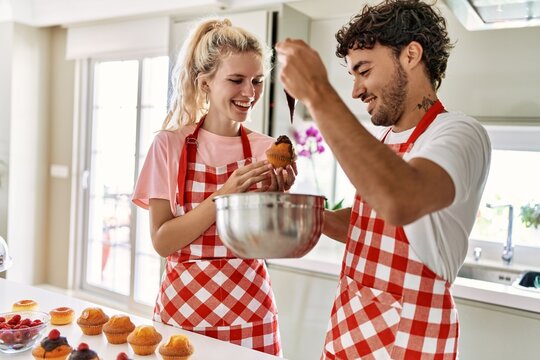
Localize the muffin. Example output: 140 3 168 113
265 135 296 169
127 325 162 356
12 299 39 311
76 307 109 335
32 329 72 360
159 334 194 360
50 307 75 325
103 314 136 344
68 343 99 360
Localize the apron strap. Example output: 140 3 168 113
176 118 252 206
380 100 445 146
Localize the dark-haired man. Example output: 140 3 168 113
276 0 490 358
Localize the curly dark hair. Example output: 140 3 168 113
335 0 453 90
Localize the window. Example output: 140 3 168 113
82 56 168 307
470 126 540 249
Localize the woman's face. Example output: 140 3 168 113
205 52 265 124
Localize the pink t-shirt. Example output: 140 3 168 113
132 125 275 214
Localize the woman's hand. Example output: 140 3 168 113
265 162 297 192
216 160 272 196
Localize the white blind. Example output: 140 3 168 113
66 16 170 59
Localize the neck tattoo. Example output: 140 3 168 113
417 96 436 112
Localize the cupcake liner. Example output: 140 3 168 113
78 324 104 336
104 331 130 344
129 343 159 356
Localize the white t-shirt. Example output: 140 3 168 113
381 111 491 283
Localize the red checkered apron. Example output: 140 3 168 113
154 117 282 356
323 101 459 360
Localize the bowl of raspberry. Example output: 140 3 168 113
0 311 50 353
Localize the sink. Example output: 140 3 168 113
457 261 522 285
512 271 540 293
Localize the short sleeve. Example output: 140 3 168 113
406 115 491 205
132 131 183 214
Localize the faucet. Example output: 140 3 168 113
486 203 514 265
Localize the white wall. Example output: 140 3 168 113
439 5 540 119
308 4 540 122
47 27 74 288
6 23 50 285
0 22 13 241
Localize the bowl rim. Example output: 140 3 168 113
213 192 327 205
0 310 51 329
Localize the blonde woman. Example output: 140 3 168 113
132 18 295 356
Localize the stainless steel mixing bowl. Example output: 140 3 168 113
214 192 325 259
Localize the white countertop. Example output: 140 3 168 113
0 278 284 360
268 258 540 314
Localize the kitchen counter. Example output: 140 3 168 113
268 258 540 314
0 278 283 359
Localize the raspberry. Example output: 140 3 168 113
13 330 24 342
0 317 5 323
77 343 89 351
31 319 43 326
116 352 130 360
48 329 61 340
0 332 14 344
8 314 21 325
20 318 31 326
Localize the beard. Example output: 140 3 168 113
370 61 408 127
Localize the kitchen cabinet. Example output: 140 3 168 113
268 262 540 360
456 298 540 360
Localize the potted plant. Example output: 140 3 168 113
520 203 540 229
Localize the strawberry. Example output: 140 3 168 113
48 329 60 340
77 343 89 351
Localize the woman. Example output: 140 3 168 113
132 18 295 356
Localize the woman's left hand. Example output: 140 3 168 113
265 162 297 192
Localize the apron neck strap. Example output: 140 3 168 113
381 100 445 146
177 117 252 206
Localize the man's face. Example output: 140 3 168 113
346 43 408 127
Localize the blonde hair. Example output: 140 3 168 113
162 18 272 130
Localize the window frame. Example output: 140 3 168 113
76 54 167 314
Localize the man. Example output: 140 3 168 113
275 0 491 359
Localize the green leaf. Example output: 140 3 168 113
331 199 344 210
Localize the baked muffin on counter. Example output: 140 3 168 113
32 329 72 360
127 325 162 356
76 307 109 335
159 334 194 360
68 343 99 360
103 314 136 344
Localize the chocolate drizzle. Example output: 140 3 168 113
41 336 69 352
284 90 296 123
69 348 98 360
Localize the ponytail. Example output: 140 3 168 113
162 17 272 130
